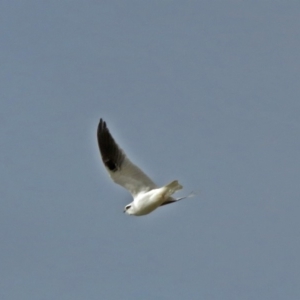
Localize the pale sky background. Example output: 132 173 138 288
1 1 300 299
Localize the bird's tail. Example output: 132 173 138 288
164 180 183 197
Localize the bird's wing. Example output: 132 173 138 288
160 191 196 206
97 119 157 197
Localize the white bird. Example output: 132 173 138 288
97 119 192 216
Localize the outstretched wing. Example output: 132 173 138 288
97 119 157 197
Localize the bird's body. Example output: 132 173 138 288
97 119 191 216
126 180 182 216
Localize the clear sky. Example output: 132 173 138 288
1 1 300 299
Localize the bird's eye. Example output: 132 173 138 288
125 205 131 210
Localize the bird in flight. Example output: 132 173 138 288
97 119 193 216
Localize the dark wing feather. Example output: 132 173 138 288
97 119 125 172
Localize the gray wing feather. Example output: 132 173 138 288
97 119 157 197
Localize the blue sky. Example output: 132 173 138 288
1 1 300 299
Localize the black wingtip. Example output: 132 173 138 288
97 118 107 136
97 118 124 172
98 118 104 129
97 118 107 142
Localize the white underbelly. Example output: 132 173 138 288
133 188 166 216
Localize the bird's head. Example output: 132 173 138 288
123 203 135 215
